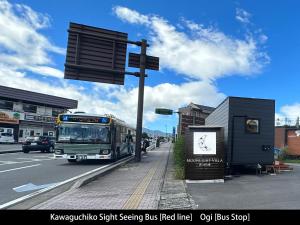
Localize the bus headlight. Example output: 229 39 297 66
55 149 64 155
101 149 110 155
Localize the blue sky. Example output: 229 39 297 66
0 0 300 132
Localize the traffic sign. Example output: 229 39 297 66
155 108 173 115
64 22 128 85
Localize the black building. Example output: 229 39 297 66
0 85 78 142
205 97 275 167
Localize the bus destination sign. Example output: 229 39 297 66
59 115 111 124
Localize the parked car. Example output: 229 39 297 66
22 136 55 153
0 132 15 144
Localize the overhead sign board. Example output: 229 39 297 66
155 108 173 115
64 22 128 85
128 53 159 71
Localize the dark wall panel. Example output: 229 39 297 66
205 97 275 166
205 98 230 162
229 97 275 165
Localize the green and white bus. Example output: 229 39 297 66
54 113 135 162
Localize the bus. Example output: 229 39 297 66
54 113 135 162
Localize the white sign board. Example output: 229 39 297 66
193 132 216 155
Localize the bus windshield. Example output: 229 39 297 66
58 124 110 143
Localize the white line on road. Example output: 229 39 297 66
32 155 54 158
0 161 18 164
0 164 40 173
0 159 53 166
16 158 53 161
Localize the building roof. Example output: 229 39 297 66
0 85 78 109
190 103 215 112
210 96 275 114
179 102 215 113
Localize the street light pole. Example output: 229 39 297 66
165 124 167 138
135 39 147 162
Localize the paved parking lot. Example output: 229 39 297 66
187 164 300 209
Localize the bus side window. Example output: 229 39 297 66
115 126 121 143
121 126 126 142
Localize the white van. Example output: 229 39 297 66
0 132 15 143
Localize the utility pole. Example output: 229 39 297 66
135 39 147 162
165 124 167 138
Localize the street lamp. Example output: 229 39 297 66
165 124 167 138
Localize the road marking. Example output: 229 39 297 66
13 182 59 192
0 164 40 173
0 158 53 166
0 156 133 209
0 161 19 164
17 158 54 161
33 155 54 158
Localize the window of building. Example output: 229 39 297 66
0 100 13 110
23 104 37 113
52 108 65 117
245 119 260 134
19 130 23 138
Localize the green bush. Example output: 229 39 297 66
279 147 289 160
173 136 185 179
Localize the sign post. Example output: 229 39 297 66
135 39 147 162
64 22 159 162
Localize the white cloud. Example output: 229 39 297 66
280 103 300 119
113 6 269 81
0 68 224 126
276 103 300 126
236 8 251 24
259 34 268 44
0 0 65 78
113 6 150 25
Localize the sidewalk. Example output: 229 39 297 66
158 146 197 209
0 144 22 154
33 142 171 209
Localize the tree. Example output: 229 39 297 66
142 132 149 139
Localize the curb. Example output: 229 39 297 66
0 150 22 154
0 155 134 209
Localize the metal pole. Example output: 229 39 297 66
165 125 167 138
135 39 147 162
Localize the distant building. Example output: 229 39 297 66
275 126 300 156
0 85 78 142
177 103 214 135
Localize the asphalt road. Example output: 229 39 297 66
187 165 300 209
0 151 111 205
